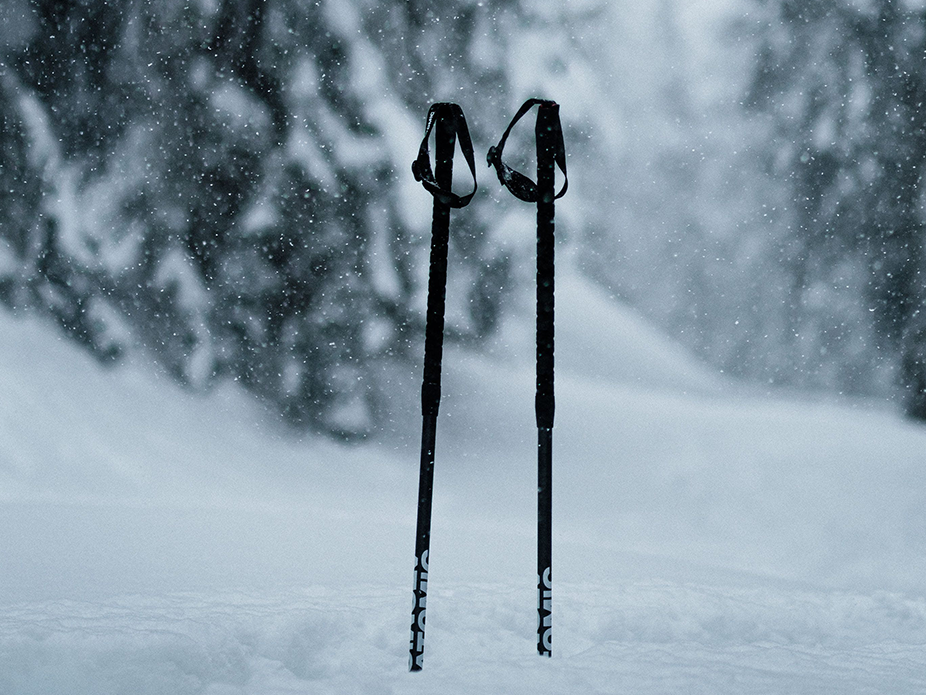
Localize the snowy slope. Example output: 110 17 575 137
2 274 926 693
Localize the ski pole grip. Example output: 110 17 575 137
412 103 478 208
486 99 568 203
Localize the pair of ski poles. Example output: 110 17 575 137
409 98 568 672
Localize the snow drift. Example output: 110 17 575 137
2 272 926 693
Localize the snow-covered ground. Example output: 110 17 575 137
2 272 926 693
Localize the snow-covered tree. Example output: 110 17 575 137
748 0 926 415
0 0 524 437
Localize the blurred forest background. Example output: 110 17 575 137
2 0 926 437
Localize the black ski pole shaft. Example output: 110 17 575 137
410 117 454 673
535 102 557 658
408 102 477 672
487 98 566 659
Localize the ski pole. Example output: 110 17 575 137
487 98 567 658
409 102 477 672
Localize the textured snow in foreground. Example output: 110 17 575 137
2 273 926 693
4 584 926 695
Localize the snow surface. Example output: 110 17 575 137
3 272 926 693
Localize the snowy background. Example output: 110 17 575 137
4 0 926 692
3 272 926 693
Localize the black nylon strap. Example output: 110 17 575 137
411 102 478 208
486 98 568 203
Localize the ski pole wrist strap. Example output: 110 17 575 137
486 98 568 203
411 102 478 208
